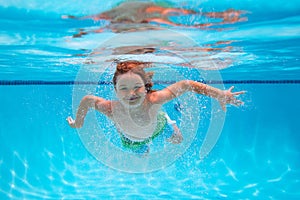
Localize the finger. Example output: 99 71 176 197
221 103 226 112
237 100 244 106
167 137 173 143
171 139 178 144
233 99 244 106
169 139 177 144
228 86 234 92
233 91 246 95
173 137 181 144
67 117 74 124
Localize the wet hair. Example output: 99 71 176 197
112 61 154 93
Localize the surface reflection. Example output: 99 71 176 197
62 1 248 37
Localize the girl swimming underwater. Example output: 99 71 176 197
67 61 245 150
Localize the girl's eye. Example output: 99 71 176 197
134 86 142 89
119 87 127 91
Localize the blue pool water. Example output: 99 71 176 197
1 0 300 199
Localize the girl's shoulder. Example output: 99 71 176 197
146 90 163 104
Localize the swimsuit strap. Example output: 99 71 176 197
121 112 167 149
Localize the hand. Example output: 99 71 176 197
219 86 245 111
66 116 77 128
167 126 183 144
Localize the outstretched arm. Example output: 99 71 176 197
150 80 245 111
67 95 112 128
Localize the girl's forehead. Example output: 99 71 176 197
116 72 144 84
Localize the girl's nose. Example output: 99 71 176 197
129 89 136 95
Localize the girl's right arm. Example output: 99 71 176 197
67 95 112 128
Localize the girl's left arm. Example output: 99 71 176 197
150 80 245 111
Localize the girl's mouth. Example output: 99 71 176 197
127 96 139 101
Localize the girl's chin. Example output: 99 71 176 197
121 98 143 108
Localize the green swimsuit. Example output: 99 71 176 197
120 112 167 149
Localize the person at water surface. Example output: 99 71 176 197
62 1 248 36
67 61 245 150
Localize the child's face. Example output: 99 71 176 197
115 72 146 107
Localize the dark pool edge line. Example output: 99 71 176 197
0 80 300 85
